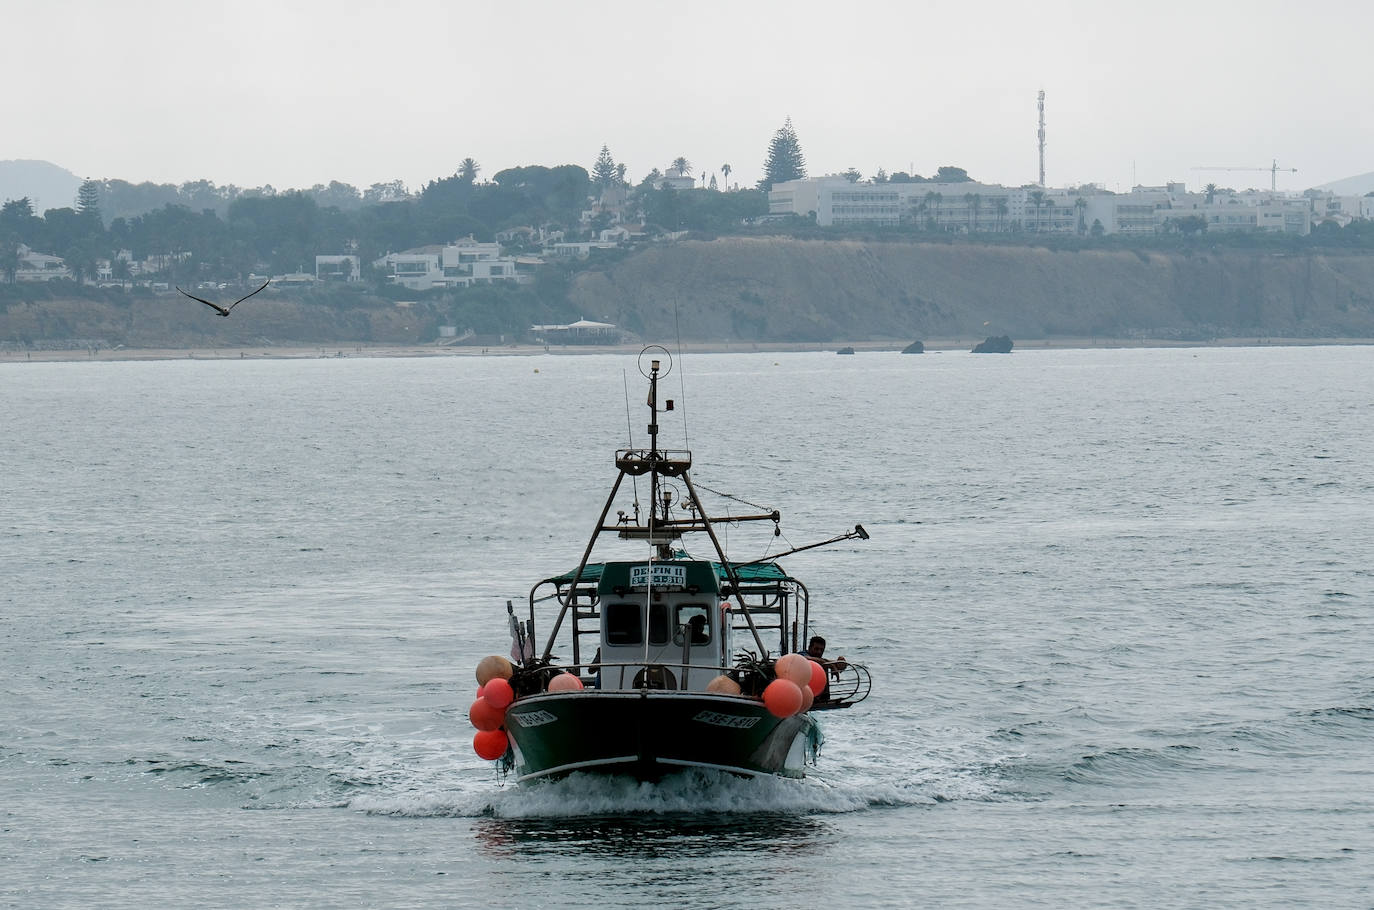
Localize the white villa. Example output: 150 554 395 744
315 254 361 282
371 236 531 290
13 245 70 281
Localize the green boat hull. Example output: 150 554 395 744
503 691 818 783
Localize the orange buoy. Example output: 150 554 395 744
473 728 508 760
476 655 514 686
483 677 514 709
773 653 812 687
547 672 584 692
762 678 804 717
706 675 742 695
807 659 828 696
468 696 504 731
798 684 814 714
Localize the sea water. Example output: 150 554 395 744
2 346 1371 908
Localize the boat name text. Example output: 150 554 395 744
509 709 559 728
630 564 688 588
692 710 762 730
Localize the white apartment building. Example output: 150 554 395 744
768 178 1317 236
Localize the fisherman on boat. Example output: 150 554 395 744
801 635 848 702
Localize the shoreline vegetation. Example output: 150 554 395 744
9 237 1374 352
6 336 1371 364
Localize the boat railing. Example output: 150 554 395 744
520 659 756 695
516 657 868 707
811 661 872 709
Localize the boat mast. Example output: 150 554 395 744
538 349 784 661
645 355 771 656
645 356 671 561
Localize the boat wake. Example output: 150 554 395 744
347 768 935 819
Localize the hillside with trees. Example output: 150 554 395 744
6 123 1374 349
6 236 1374 349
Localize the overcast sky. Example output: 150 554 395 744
6 0 1370 195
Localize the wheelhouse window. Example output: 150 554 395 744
674 603 710 644
648 602 669 645
605 603 642 645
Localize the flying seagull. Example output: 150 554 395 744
177 280 270 317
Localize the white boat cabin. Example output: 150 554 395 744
591 560 732 693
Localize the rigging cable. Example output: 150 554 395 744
674 302 689 451
622 369 639 508
694 481 796 563
693 482 774 514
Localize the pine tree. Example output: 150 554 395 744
76 179 103 229
592 145 618 190
760 118 806 191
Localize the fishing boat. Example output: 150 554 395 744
467 347 872 783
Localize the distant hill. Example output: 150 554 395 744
0 160 82 213
1315 171 1374 197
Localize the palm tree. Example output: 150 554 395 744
458 158 480 183
1027 190 1047 232
994 198 1009 231
965 192 983 233
1074 197 1088 235
672 157 692 177
923 191 939 230
721 163 731 189
1205 182 1217 204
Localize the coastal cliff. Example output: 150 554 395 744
5 238 1374 349
568 237 1374 342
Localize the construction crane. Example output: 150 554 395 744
1192 159 1297 192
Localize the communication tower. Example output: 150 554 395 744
1037 90 1046 187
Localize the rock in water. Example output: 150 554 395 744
972 335 1013 354
901 340 925 354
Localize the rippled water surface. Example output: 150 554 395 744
3 346 1372 908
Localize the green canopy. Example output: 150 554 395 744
545 560 788 586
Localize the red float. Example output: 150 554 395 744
706 675 742 695
468 696 504 731
807 659 828 697
483 677 514 709
762 678 804 717
473 728 509 760
547 672 584 692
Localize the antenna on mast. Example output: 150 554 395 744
1037 90 1046 187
